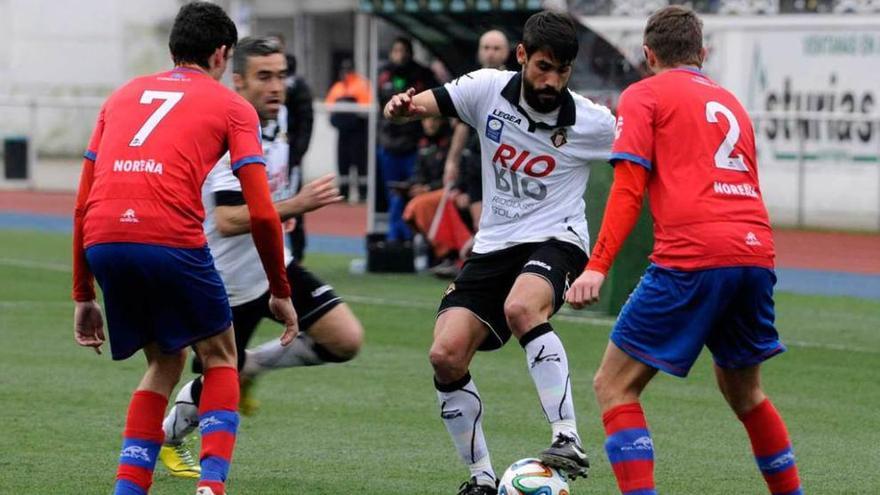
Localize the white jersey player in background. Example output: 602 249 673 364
158 36 364 478
384 12 614 495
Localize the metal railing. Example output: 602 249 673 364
0 95 104 184
567 0 880 15
3 96 879 231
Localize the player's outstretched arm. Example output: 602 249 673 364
566 161 648 309
215 174 343 237
383 87 440 123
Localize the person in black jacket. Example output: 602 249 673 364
284 53 314 260
268 33 314 260
377 37 438 242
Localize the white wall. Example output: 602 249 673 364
0 0 180 96
0 0 181 159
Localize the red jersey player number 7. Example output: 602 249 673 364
73 60 298 354
71 4 301 495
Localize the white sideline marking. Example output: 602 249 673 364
785 340 878 354
344 294 616 327
0 257 71 272
0 258 875 354
0 301 70 308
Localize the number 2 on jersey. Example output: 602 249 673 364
129 90 184 147
705 101 748 172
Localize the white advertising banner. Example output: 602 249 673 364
582 16 880 229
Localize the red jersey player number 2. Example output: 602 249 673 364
706 101 749 173
610 68 775 271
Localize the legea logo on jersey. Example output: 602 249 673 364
615 116 624 140
119 209 139 223
486 116 504 143
491 143 556 201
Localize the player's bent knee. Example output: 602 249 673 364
592 370 611 403
309 305 364 362
503 299 538 334
325 323 364 362
428 343 468 380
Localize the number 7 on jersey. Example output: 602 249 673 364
129 90 184 147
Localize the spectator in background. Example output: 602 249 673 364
268 32 314 260
409 116 451 197
476 29 511 71
404 117 474 278
378 36 438 243
443 29 511 256
399 30 512 276
326 58 372 202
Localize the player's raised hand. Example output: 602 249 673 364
290 173 343 213
383 88 429 123
269 295 299 346
74 300 105 354
566 270 606 310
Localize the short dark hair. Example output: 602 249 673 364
169 2 238 69
233 36 284 75
522 11 579 65
392 37 413 55
644 6 703 67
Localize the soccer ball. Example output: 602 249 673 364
498 458 570 495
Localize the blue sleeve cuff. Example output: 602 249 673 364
83 150 97 161
610 152 652 171
230 155 266 174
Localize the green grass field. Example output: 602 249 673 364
1 229 878 494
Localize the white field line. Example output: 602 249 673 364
342 294 617 327
0 258 875 354
0 257 71 272
783 340 879 354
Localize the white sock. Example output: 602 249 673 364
436 373 496 486
551 419 580 443
521 324 579 442
162 379 200 446
469 455 495 486
244 334 326 376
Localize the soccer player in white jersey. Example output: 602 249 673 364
384 12 615 494
157 36 364 478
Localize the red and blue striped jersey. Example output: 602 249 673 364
611 68 775 270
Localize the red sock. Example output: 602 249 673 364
602 403 657 495
739 399 802 495
198 366 240 495
114 390 167 495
